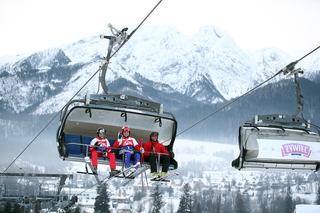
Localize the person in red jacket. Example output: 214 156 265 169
113 126 144 171
89 128 118 176
143 132 170 178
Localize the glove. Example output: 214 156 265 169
106 147 111 153
118 132 122 140
140 148 144 154
170 151 175 158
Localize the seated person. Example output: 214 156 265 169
143 132 171 178
113 126 144 171
89 128 119 176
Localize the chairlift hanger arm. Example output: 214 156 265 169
294 72 304 116
99 25 128 94
60 99 85 121
98 1 164 95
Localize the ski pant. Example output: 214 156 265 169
123 151 141 169
148 154 170 173
90 149 116 170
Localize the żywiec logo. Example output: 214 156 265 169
281 143 311 157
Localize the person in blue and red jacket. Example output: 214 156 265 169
89 128 118 176
113 126 144 170
143 132 171 178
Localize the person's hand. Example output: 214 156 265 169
140 148 144 154
118 132 122 140
170 151 175 158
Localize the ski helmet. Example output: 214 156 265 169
97 128 107 135
121 126 130 135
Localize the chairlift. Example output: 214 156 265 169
232 66 320 171
232 114 320 171
56 24 178 176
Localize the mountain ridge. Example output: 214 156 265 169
0 25 319 141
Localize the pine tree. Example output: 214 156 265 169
35 200 41 213
133 190 146 201
257 189 268 213
316 183 320 204
222 195 233 213
168 186 174 197
234 190 246 213
203 189 214 213
284 183 294 213
12 203 20 213
94 183 111 213
216 193 222 213
151 185 164 213
177 183 193 213
4 202 11 213
191 193 202 213
74 206 81 213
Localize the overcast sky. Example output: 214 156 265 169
0 0 319 57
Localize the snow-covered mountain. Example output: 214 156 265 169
2 25 313 114
1 25 320 141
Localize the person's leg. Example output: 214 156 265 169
108 153 116 170
90 149 98 170
133 153 141 168
124 152 132 168
149 154 158 173
160 155 170 173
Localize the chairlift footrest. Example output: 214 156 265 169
77 171 98 175
151 177 170 182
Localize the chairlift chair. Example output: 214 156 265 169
232 114 320 171
56 94 178 168
56 24 178 173
233 62 320 171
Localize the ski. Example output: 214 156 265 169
77 171 97 175
109 165 141 179
121 165 149 186
100 166 137 184
151 177 170 182
151 171 179 182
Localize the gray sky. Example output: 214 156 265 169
0 0 319 57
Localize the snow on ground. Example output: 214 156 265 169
174 139 237 163
295 204 320 213
174 138 238 172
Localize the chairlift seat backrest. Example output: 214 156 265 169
57 95 178 170
232 114 320 171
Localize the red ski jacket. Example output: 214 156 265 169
143 140 169 157
89 136 111 153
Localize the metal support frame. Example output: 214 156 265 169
0 173 73 201
99 24 128 94
84 156 101 185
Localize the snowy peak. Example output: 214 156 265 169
0 25 319 115
0 48 78 113
22 48 71 69
1 49 71 76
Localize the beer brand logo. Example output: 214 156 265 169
281 143 311 158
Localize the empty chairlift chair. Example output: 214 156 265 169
232 114 320 171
